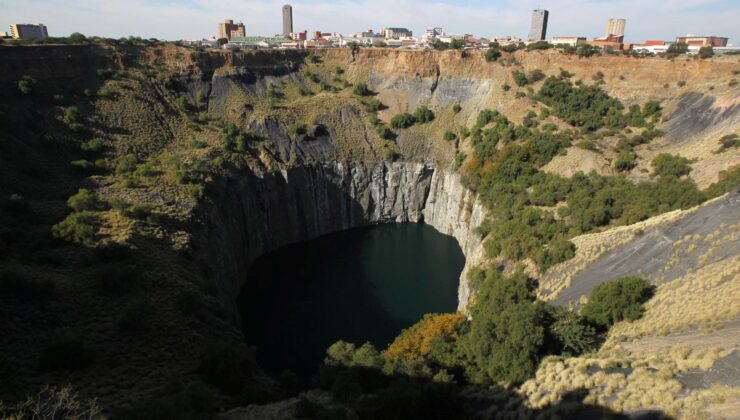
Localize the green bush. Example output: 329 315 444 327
537 76 625 131
51 211 97 246
443 130 457 141
501 43 520 53
67 188 97 211
526 41 552 51
651 153 692 178
365 99 386 112
390 113 416 129
383 144 401 162
38 336 94 372
716 134 739 152
512 70 528 86
17 75 37 95
81 139 104 153
614 151 638 172
485 48 501 62
665 43 688 57
198 342 258 395
576 140 598 151
528 69 545 83
116 154 138 175
376 125 394 140
353 82 371 96
577 44 600 57
70 159 96 174
452 103 462 113
413 106 435 123
581 276 655 329
534 236 576 273
550 308 598 356
461 270 546 384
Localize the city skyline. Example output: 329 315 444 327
2 0 738 43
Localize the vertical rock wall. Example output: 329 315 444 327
197 161 484 322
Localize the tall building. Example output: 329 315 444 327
218 19 245 41
9 23 48 40
528 9 549 41
605 18 626 37
282 5 293 37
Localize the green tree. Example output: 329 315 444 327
614 151 638 172
68 32 87 43
347 41 360 58
67 188 97 211
376 125 394 140
698 46 714 59
485 47 501 62
51 211 97 246
413 106 435 123
353 82 371 96
528 69 546 83
666 43 688 57
17 75 37 95
390 113 416 129
461 270 548 384
526 41 552 51
581 276 655 329
651 153 692 178
116 154 138 174
449 38 466 49
512 70 528 86
550 308 598 356
577 44 600 57
535 236 576 273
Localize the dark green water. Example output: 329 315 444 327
237 223 464 378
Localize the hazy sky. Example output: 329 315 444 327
1 0 738 44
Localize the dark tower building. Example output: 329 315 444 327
528 9 549 41
282 4 293 37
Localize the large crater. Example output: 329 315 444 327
195 162 487 324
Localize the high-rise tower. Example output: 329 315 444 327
282 5 293 37
605 18 626 37
528 9 549 41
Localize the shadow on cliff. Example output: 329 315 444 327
237 224 426 382
291 363 671 420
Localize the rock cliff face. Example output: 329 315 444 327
198 162 485 319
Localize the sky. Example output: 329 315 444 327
1 0 738 44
